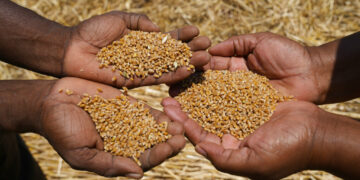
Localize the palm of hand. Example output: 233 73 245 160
248 34 318 101
163 98 318 179
208 33 320 102
40 78 185 177
63 12 210 88
212 101 317 179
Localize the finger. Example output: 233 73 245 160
247 53 264 74
139 142 172 170
141 134 186 170
187 36 212 51
196 141 255 175
147 51 210 85
166 135 186 156
222 134 242 149
163 98 221 145
136 14 160 32
120 12 160 32
149 108 164 120
150 108 184 135
141 109 186 170
161 97 182 107
66 148 143 178
209 34 258 57
75 12 129 48
202 56 248 71
190 51 211 68
166 121 185 135
168 25 200 42
140 135 186 171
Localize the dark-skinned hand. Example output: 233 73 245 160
39 78 185 178
202 32 325 103
64 11 211 88
162 98 324 179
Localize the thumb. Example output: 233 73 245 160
65 148 143 178
120 12 160 32
196 141 256 175
209 34 260 57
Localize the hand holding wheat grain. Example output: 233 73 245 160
63 11 211 88
163 98 360 179
206 32 324 104
39 78 185 178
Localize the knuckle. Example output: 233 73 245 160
196 36 212 46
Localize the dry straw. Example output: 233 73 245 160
5 0 359 179
97 31 193 80
176 70 292 139
78 94 171 165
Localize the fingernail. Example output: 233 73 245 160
126 173 142 179
195 145 207 157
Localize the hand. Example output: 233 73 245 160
39 78 186 178
63 11 211 88
205 32 327 104
162 98 323 179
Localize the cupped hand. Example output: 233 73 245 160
63 11 211 88
205 32 326 103
39 78 186 178
162 98 322 179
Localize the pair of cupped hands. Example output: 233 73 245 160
40 12 329 179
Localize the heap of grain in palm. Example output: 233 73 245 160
96 31 193 80
78 93 171 165
175 70 293 139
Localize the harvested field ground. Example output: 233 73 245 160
2 0 360 179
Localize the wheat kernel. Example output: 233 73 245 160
111 76 117 82
65 89 73 95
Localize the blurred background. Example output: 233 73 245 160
2 0 359 179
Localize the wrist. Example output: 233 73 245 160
306 32 360 104
0 1 72 77
308 109 360 178
0 80 55 134
34 24 72 77
49 25 73 77
305 45 334 104
32 80 57 135
307 108 334 170
45 25 73 77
